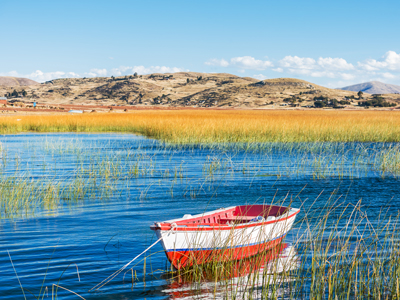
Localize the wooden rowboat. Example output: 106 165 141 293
150 205 300 269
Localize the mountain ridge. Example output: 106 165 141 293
340 81 400 94
0 72 399 108
0 76 39 87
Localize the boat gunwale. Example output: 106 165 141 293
150 206 300 232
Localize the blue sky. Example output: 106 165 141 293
1 0 399 87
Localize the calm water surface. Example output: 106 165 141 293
0 133 399 299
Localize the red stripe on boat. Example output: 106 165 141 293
166 236 285 269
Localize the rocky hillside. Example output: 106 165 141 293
340 81 400 94
0 76 39 87
1 72 399 108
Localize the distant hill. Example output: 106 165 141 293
0 76 39 87
0 72 391 108
340 81 400 94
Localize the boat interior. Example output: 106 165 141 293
175 205 290 226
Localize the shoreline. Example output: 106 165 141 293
0 104 399 116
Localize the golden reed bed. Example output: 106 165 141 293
1 110 400 143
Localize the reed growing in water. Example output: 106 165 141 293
2 110 400 143
3 136 400 219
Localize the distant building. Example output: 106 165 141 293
0 97 7 105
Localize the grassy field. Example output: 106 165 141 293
2 110 400 143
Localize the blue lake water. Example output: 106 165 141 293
0 133 399 299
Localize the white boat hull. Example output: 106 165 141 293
151 206 299 269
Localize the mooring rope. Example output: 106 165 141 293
90 226 174 291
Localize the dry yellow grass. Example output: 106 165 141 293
2 110 400 143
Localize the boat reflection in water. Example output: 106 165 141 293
162 243 299 299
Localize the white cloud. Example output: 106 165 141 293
0 70 79 82
25 70 80 82
230 56 273 70
279 56 354 73
277 56 358 80
317 57 354 71
309 71 336 78
272 67 283 73
206 55 354 78
384 51 400 70
205 58 229 67
0 70 81 82
279 56 316 70
7 70 19 77
207 52 395 85
358 51 400 71
1 65 188 82
131 66 186 74
103 65 187 76
253 74 268 80
382 72 396 79
287 68 313 75
4 51 400 86
339 73 356 80
204 51 399 86
358 60 382 71
88 68 107 77
205 56 273 70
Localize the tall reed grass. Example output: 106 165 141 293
2 110 400 143
0 175 114 219
3 136 400 219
